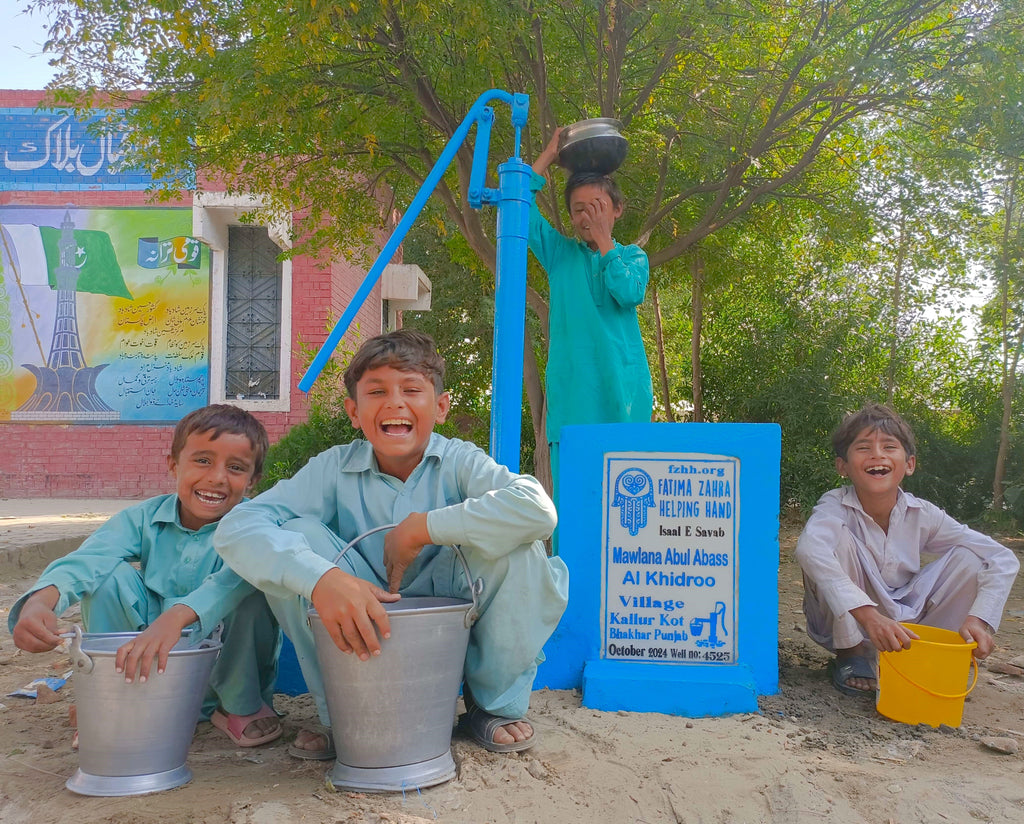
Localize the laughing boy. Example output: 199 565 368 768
795 403 1019 697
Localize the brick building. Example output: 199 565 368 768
0 90 412 497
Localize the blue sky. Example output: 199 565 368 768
1 7 58 90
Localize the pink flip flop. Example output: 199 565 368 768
211 704 282 747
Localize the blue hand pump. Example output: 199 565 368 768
298 89 532 472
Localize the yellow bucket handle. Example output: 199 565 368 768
884 654 979 700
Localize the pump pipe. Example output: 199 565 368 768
298 88 518 393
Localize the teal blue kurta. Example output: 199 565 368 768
528 172 654 445
8 494 280 717
213 434 570 724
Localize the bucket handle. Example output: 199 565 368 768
68 625 94 674
884 654 980 700
333 523 484 628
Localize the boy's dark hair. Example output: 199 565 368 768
343 329 446 396
170 404 269 480
831 403 916 460
564 171 624 213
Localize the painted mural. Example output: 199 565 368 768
0 207 210 423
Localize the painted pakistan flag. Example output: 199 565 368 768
0 207 211 422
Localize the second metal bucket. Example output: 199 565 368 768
309 525 482 792
65 626 222 796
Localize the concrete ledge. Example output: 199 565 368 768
0 536 87 576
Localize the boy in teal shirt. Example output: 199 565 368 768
10 404 282 747
530 128 654 491
214 330 569 757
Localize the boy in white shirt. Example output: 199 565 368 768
796 403 1019 696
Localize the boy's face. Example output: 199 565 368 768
344 365 450 481
167 429 257 530
568 183 622 248
835 426 915 500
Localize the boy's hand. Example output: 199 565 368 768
960 615 995 659
850 604 919 652
311 567 400 661
11 586 62 652
384 512 432 593
580 194 617 254
532 127 563 174
115 604 197 683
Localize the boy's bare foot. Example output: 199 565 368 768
244 714 281 738
287 727 336 760
490 719 533 747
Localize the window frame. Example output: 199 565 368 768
193 193 292 412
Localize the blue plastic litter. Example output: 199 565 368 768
7 669 73 698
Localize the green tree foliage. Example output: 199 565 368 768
30 0 1024 522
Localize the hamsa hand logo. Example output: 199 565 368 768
612 468 655 536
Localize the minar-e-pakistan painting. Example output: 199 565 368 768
0 207 211 423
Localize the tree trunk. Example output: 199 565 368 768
993 325 1024 511
887 199 907 404
523 328 551 496
651 284 675 422
691 253 705 423
992 169 1022 511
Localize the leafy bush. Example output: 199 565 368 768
255 333 359 493
256 407 360 493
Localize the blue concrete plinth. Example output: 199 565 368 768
536 422 780 717
582 660 758 715
274 635 308 696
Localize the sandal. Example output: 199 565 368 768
459 703 537 753
830 654 877 698
211 704 282 747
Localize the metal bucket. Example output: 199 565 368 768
65 625 221 796
557 117 628 174
309 524 482 792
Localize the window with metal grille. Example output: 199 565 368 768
225 226 282 400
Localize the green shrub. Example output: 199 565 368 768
256 407 360 493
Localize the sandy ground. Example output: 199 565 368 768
1 527 1024 824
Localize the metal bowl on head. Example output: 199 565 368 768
557 118 628 175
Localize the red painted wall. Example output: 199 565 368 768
0 91 384 498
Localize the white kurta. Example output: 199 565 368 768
796 486 1019 650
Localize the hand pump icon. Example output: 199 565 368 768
298 90 532 471
690 602 728 649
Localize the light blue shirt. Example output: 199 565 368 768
214 434 558 599
8 494 258 639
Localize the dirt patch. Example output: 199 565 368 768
2 529 1023 823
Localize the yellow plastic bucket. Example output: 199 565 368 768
876 623 978 728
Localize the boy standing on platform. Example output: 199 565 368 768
10 404 282 747
214 330 569 757
529 128 654 492
796 403 1019 697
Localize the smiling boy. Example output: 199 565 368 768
214 330 569 757
10 404 282 746
796 404 1019 697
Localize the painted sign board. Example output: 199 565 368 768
0 108 154 191
604 453 738 665
536 422 780 717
